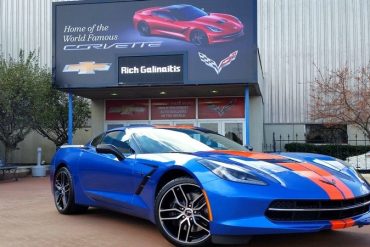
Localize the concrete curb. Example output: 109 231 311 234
363 174 370 183
1 166 50 180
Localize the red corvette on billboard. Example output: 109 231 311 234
133 4 244 46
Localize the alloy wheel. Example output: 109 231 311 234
191 31 208 46
54 169 71 211
158 183 210 245
138 22 150 36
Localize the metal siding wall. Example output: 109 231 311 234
259 0 370 124
0 0 68 67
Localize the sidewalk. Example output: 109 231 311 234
364 174 370 183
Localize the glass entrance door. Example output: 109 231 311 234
198 122 219 133
198 120 244 145
223 121 244 145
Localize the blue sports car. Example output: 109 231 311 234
50 126 370 246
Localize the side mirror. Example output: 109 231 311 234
245 145 253 151
96 144 125 161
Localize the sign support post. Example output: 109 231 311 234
68 93 73 145
244 86 250 146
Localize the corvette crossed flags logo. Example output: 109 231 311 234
198 50 239 75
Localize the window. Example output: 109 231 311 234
306 124 348 144
91 133 105 147
101 131 134 154
152 11 175 21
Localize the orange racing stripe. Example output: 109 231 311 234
330 220 347 229
211 150 284 160
330 218 356 229
278 163 344 200
299 162 354 199
344 218 356 228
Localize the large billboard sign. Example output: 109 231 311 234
53 0 257 89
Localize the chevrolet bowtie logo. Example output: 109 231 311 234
63 61 111 75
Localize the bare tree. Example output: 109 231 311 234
310 64 370 139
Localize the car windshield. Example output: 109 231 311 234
164 128 248 151
130 128 213 153
167 5 207 21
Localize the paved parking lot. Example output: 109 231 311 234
0 177 369 247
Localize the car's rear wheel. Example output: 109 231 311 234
155 177 211 246
190 30 209 46
138 21 151 36
53 167 88 214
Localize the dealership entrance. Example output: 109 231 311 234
104 97 246 145
106 120 245 145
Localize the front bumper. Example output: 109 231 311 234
207 29 245 44
202 179 370 236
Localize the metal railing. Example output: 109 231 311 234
264 133 370 171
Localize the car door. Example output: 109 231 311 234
78 130 138 209
151 11 185 38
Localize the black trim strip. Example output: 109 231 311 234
135 166 158 195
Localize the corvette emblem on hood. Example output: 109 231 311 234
198 50 238 75
320 179 337 186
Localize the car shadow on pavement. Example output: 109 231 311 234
249 229 370 247
81 208 370 247
85 207 157 228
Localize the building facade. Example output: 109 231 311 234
1 0 370 163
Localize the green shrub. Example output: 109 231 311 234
284 143 370 160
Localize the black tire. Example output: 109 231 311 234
155 177 212 247
53 167 88 215
138 21 151 36
190 30 209 46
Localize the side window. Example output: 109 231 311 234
101 131 134 155
91 133 105 147
152 11 174 20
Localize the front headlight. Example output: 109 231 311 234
336 159 369 185
206 25 222 32
199 159 267 185
335 158 352 168
351 167 369 185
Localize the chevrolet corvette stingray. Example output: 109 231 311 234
133 4 244 46
51 126 370 246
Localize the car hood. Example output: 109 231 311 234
192 14 241 29
135 151 369 198
192 150 370 198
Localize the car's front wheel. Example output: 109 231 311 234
138 21 151 36
190 30 209 46
53 167 88 214
155 177 211 247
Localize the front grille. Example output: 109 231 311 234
266 194 370 221
222 31 244 40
